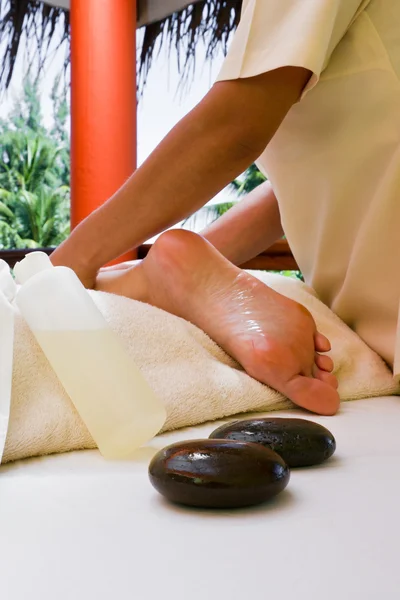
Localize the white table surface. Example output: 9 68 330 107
1 396 400 600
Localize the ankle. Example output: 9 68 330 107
125 262 151 303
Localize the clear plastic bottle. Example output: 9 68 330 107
0 261 16 464
14 252 166 459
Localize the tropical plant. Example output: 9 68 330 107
272 270 304 282
0 185 70 249
0 78 70 248
230 163 267 196
49 75 70 187
182 162 267 231
181 200 235 231
1 130 59 191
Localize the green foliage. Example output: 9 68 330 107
0 78 70 249
273 270 305 282
182 200 235 231
183 164 304 281
49 75 70 187
182 163 267 232
7 79 46 135
230 164 267 196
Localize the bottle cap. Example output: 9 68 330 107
0 260 17 302
13 252 53 285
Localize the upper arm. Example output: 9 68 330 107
208 67 312 153
217 0 369 97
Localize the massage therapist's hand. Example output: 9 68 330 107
51 243 141 288
51 246 98 289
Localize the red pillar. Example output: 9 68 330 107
70 0 136 261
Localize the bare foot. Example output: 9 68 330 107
96 260 148 302
96 230 339 415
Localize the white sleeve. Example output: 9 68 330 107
216 0 371 97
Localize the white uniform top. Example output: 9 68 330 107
217 0 400 375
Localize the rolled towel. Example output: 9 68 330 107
3 271 398 463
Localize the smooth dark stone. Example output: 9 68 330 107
148 439 290 509
209 418 336 468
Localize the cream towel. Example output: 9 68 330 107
3 271 399 463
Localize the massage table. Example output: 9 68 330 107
1 396 399 600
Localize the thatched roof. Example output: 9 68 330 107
0 0 243 92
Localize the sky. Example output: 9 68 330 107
0 25 238 238
0 26 236 226
0 29 224 165
137 40 225 166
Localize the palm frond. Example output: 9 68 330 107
0 188 12 200
0 0 242 93
0 220 25 249
0 0 70 91
0 198 14 219
138 0 242 92
229 164 267 197
182 200 235 231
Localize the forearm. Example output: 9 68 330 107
52 67 310 279
201 181 283 265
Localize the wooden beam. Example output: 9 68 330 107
138 239 299 271
0 248 53 269
0 240 298 272
240 239 299 271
